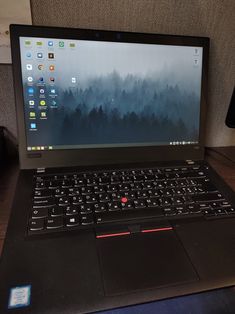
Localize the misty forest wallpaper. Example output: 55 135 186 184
20 39 202 147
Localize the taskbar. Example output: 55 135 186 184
27 141 198 152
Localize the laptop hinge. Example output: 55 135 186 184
36 167 46 173
185 160 195 165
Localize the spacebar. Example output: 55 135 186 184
95 207 164 224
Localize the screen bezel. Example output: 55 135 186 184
10 24 209 169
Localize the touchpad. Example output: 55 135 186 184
97 228 198 295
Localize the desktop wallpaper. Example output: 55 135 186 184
19 38 203 150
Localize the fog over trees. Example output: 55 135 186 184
25 71 200 146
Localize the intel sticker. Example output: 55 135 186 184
8 285 31 309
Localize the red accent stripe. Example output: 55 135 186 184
96 231 131 239
141 227 173 233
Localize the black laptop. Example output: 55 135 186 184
1 24 235 313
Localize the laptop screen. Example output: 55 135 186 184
19 37 203 152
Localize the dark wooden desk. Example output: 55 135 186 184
1 149 235 313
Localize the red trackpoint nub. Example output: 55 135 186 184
121 197 128 203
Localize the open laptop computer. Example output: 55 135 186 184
0 24 235 313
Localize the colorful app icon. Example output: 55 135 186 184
48 53 54 59
40 111 47 118
27 76 33 82
71 77 76 83
26 52 32 58
38 77 44 83
28 87 34 94
26 64 32 70
38 64 43 70
69 43 75 48
50 89 55 94
36 41 43 46
40 100 46 106
40 88 45 94
41 146 45 150
25 40 31 46
29 112 36 118
37 52 43 58
32 147 36 151
49 146 53 150
27 147 32 151
30 123 36 129
49 65 55 71
49 77 55 82
29 100 35 106
59 41 64 48
48 41 53 47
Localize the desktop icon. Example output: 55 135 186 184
38 64 43 70
28 87 34 94
49 65 55 71
27 76 33 82
50 89 56 94
30 123 36 129
71 77 76 83
26 64 32 70
40 100 46 106
48 53 54 59
37 52 43 58
51 100 57 106
36 41 43 46
69 43 75 48
38 77 44 83
39 89 45 94
29 112 36 118
25 40 31 46
26 52 32 58
29 100 35 106
59 41 64 48
48 41 53 47
49 77 55 82
40 112 47 118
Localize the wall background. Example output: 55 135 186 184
0 0 234 146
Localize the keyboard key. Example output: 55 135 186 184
66 216 79 227
65 205 78 216
58 196 71 206
33 197 55 208
50 206 64 217
94 203 107 212
191 193 224 203
187 204 201 213
46 217 64 229
95 207 164 224
34 190 52 199
226 207 235 214
81 214 94 225
29 219 44 231
107 202 120 211
79 204 93 214
32 208 48 218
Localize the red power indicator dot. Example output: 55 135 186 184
121 197 128 203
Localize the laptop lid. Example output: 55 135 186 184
10 25 209 169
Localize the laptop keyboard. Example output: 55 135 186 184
29 164 235 234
